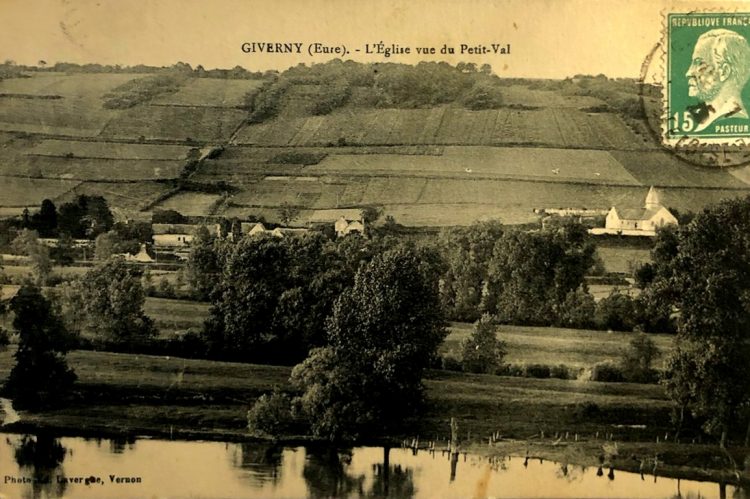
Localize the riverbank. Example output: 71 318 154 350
1 347 748 486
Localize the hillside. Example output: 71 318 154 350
1 61 750 226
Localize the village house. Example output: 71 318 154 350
334 216 365 237
152 223 198 248
589 186 678 237
118 243 155 263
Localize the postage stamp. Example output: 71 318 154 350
664 11 750 147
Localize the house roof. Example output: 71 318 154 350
614 207 658 221
152 223 199 235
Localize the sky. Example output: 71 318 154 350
0 0 683 78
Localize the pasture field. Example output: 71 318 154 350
28 139 191 160
99 106 247 142
589 284 641 302
233 107 648 150
0 176 79 206
154 192 223 216
308 146 640 184
151 78 264 107
0 346 675 446
143 297 211 335
441 323 673 369
54 181 175 212
0 98 118 137
497 85 607 108
595 246 652 275
0 73 148 98
6 156 184 181
609 151 750 189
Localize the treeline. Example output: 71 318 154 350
437 219 674 333
246 59 505 122
0 60 267 79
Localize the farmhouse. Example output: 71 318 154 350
335 216 366 237
245 222 309 238
589 186 678 237
152 223 198 248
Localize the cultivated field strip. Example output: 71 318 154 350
0 73 149 98
2 156 185 181
153 192 224 216
150 78 263 108
0 176 80 206
233 107 650 150
27 139 192 160
53 181 175 212
100 106 247 142
307 147 641 185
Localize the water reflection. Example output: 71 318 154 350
232 442 284 486
108 435 136 454
0 433 745 498
12 433 68 499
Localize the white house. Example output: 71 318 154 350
152 223 198 248
335 216 366 237
590 187 678 237
121 244 155 263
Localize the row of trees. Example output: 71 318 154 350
16 196 114 240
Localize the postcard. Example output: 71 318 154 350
0 1 749 498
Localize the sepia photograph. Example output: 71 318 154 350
0 0 750 497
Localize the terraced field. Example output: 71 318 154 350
0 177 79 207
0 73 148 97
28 139 191 160
233 107 649 149
151 78 263 107
54 181 174 213
0 73 148 137
100 106 247 142
308 147 641 184
154 192 224 216
4 156 184 180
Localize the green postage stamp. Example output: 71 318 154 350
665 11 750 146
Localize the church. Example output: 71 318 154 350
589 186 678 237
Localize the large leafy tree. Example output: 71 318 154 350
485 222 595 325
77 258 155 349
661 196 750 447
205 233 352 364
437 220 504 321
4 284 76 409
184 226 223 300
291 245 447 440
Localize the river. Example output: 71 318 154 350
0 432 744 499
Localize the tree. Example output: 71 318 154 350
30 199 57 237
594 290 637 331
3 284 76 409
461 314 506 374
184 226 221 300
152 209 187 225
77 259 155 348
278 202 300 225
291 245 447 440
52 233 76 266
11 229 51 284
620 333 660 383
94 231 118 260
57 195 113 239
660 196 750 447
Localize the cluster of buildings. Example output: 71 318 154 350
538 187 678 237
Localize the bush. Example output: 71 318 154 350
461 314 506 374
550 364 573 380
589 361 625 382
247 388 294 437
0 327 9 349
441 355 463 372
620 333 661 383
523 363 551 379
